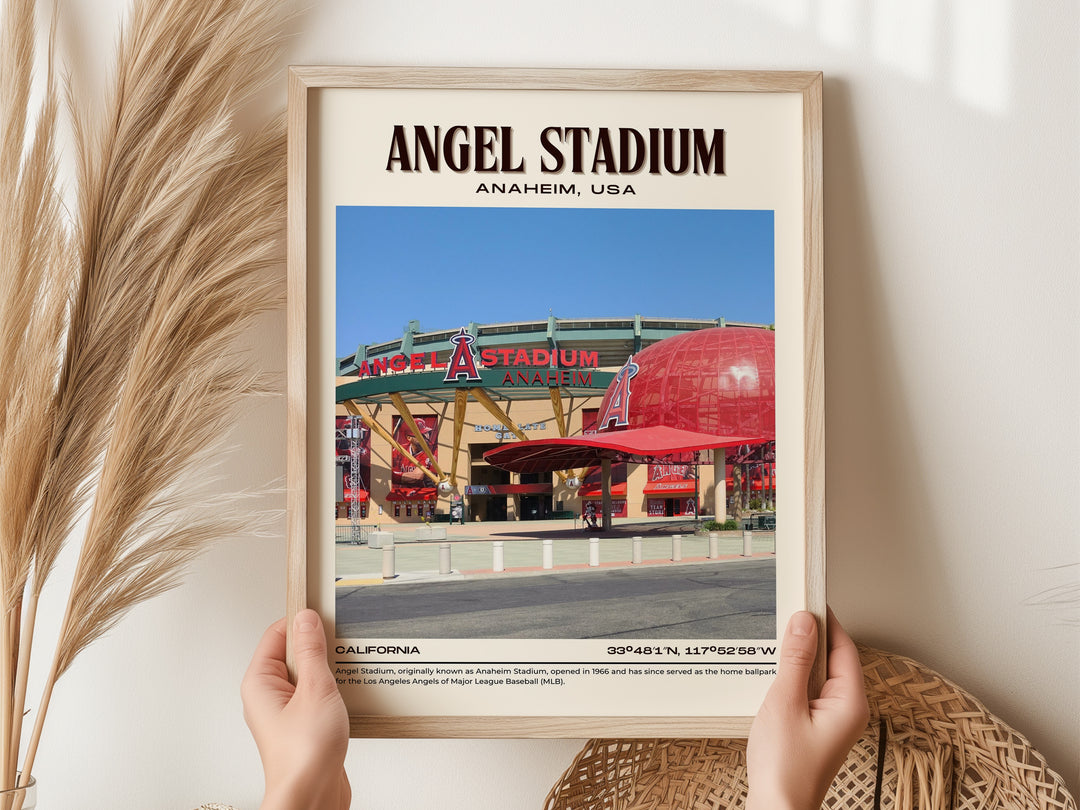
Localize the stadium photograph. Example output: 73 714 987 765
333 205 778 640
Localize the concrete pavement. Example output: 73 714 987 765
335 517 775 586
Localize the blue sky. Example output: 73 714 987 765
336 206 773 357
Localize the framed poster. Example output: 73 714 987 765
287 68 824 738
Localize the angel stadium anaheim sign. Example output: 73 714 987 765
351 327 599 387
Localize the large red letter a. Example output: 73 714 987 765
443 327 482 383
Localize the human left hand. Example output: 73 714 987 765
242 610 351 810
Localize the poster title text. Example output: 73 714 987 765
385 125 725 176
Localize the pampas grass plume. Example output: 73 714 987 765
0 0 290 791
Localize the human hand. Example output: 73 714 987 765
242 610 351 810
746 608 870 810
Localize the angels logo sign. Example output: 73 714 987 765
443 327 482 383
598 355 640 430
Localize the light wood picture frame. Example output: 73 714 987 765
287 67 824 738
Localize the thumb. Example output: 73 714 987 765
771 610 819 708
292 609 335 694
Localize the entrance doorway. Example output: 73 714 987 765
519 494 552 520
479 495 508 521
519 471 553 520
471 442 509 522
647 497 695 518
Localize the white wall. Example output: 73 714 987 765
26 1 1078 807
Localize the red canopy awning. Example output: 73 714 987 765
385 487 438 501
344 489 369 502
580 482 628 498
724 478 775 490
483 426 764 474
643 481 697 495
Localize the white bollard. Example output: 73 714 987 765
742 530 753 557
382 544 396 579
493 541 504 573
708 532 719 559
632 536 643 564
672 534 682 562
589 537 600 567
542 538 554 569
439 542 452 575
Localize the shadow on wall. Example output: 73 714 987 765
732 0 1013 116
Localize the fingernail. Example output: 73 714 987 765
790 611 814 636
296 611 318 632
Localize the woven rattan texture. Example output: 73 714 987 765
544 645 1076 810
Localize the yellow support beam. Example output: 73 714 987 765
469 388 529 441
450 389 469 487
389 392 445 480
548 387 568 436
344 400 440 485
548 387 588 482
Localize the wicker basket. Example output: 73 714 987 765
544 644 1076 810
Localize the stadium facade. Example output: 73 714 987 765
335 315 774 525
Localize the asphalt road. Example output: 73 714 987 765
336 558 775 640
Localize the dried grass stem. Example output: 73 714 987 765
1 0 288 792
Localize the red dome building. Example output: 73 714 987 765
594 327 775 439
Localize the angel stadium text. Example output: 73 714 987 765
353 348 599 380
385 125 725 176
